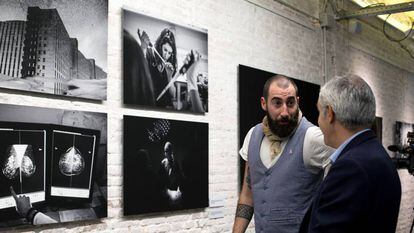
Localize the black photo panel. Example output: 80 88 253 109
123 115 209 216
238 65 321 188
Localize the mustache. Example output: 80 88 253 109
279 116 290 121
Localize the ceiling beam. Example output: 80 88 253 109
336 1 414 20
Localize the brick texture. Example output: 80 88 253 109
1 0 413 232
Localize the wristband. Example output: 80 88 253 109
26 208 38 223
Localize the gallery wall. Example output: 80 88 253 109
0 0 413 232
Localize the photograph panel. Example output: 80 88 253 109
122 9 208 113
0 0 108 100
123 115 208 215
0 103 107 227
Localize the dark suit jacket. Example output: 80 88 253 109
299 130 401 233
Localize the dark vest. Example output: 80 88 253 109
248 117 322 233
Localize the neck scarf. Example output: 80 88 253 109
262 111 302 160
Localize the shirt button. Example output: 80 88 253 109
262 200 266 204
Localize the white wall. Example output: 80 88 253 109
2 0 414 232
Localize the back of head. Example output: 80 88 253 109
318 74 376 130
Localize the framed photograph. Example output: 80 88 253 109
122 8 208 113
238 65 321 188
394 121 414 147
0 0 108 100
0 103 107 227
123 115 208 215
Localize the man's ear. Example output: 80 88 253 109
296 96 300 105
327 106 335 123
261 97 267 111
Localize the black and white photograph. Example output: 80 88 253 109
123 9 208 113
394 121 414 148
50 128 98 200
238 65 321 186
0 0 108 100
0 124 46 210
123 115 208 216
0 103 107 228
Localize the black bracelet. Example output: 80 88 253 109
25 208 38 223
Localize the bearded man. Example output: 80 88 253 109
232 75 335 233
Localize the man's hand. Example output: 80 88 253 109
10 186 32 217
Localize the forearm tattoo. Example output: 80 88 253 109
236 204 254 221
246 173 251 190
245 167 251 190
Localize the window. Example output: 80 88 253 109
42 73 44 77
43 58 45 62
43 51 46 54
42 65 45 69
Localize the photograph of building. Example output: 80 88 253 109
0 0 107 100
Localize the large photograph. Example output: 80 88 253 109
123 9 208 113
0 0 108 100
394 121 414 148
0 103 107 228
123 115 208 216
238 65 321 187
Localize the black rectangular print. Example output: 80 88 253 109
123 115 208 215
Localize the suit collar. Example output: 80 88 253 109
335 129 376 161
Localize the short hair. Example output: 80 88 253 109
318 74 376 130
263 75 298 101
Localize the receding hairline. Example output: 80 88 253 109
263 75 299 100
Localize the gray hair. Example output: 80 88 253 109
318 74 376 130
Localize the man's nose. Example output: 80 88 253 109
280 104 289 117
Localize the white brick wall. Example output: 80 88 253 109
2 0 414 232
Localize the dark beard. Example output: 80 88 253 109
267 109 299 137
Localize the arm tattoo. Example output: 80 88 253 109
246 172 251 190
236 204 254 221
245 165 251 190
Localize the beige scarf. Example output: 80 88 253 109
262 111 302 160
